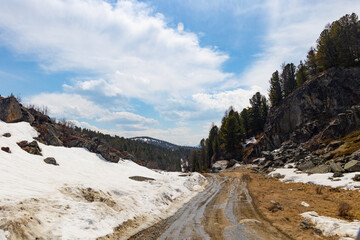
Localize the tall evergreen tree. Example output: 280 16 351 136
280 63 297 97
260 97 269 129
220 114 242 159
206 124 219 167
240 108 250 138
249 92 266 134
296 60 308 87
305 47 318 76
268 70 282 107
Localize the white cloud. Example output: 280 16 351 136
26 93 106 119
0 0 230 104
26 93 158 129
177 22 184 32
237 0 360 88
97 111 158 125
193 86 264 112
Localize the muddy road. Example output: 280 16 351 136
129 172 292 240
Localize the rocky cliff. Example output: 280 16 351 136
248 67 360 174
257 67 360 151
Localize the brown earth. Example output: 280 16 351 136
243 168 360 240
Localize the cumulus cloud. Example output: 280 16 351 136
0 0 230 104
236 0 360 88
192 86 263 112
26 93 157 129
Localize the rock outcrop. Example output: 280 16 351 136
249 67 360 174
0 96 34 124
260 67 360 151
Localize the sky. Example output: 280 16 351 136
0 0 359 146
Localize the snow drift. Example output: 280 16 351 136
0 121 207 239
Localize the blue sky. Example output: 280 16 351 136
0 0 359 146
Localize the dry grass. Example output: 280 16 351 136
242 169 360 240
322 129 360 158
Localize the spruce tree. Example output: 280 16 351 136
296 61 308 87
280 63 296 97
268 70 282 107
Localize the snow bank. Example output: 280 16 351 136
269 168 360 190
0 121 207 239
301 211 360 240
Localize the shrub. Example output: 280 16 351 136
315 186 323 194
338 202 352 218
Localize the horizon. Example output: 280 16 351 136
0 0 359 146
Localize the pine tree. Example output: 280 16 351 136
280 63 297 97
268 70 282 107
260 96 269 129
221 115 242 158
296 61 308 87
305 47 318 76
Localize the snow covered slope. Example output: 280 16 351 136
0 121 207 239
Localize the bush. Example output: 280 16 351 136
315 186 323 195
338 202 352 218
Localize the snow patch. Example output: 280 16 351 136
301 211 360 240
0 121 207 239
301 201 310 207
269 168 360 190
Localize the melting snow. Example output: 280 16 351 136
301 211 360 240
0 121 207 239
270 168 360 190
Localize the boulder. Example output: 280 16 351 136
2 133 11 137
0 96 24 123
42 123 64 146
350 150 360 161
353 174 360 181
0 96 34 124
297 161 315 171
329 161 344 173
43 157 58 166
1 147 11 153
344 160 360 172
17 140 42 155
333 172 344 178
306 164 331 174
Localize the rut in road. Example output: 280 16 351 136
129 173 292 240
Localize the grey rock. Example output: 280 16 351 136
43 157 58 166
261 151 274 160
306 164 331 174
17 140 42 156
350 150 360 161
333 172 344 178
329 161 344 173
353 174 360 181
344 160 360 172
298 161 315 171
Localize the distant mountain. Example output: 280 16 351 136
131 136 197 150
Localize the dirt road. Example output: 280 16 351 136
129 172 292 240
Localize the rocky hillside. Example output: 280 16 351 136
248 67 360 175
0 96 188 170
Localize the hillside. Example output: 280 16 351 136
131 136 197 150
0 95 189 171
